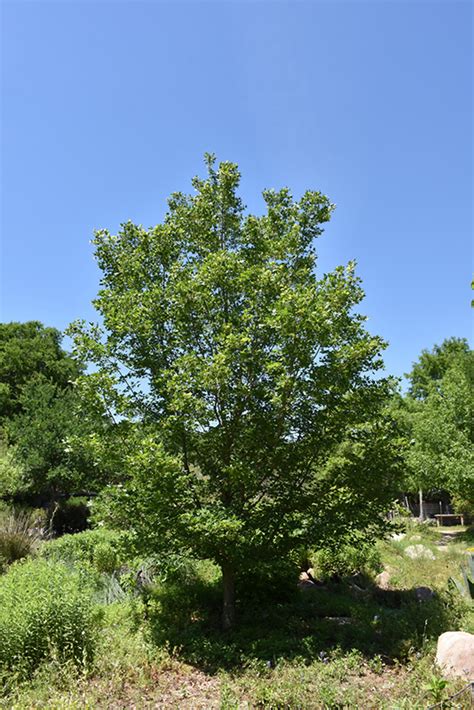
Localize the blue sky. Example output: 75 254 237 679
1 0 472 382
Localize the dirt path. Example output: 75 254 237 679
434 529 464 546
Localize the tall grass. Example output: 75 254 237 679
0 510 46 571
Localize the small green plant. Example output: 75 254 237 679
423 674 447 703
93 541 119 575
368 653 384 674
0 558 100 677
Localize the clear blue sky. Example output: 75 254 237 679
1 0 472 381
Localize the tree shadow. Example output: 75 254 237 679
146 571 460 674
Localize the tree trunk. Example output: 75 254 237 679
221 564 236 630
419 488 425 521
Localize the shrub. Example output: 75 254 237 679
314 540 381 580
451 494 474 519
0 559 100 677
40 529 132 604
40 528 125 573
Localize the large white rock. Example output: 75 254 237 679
436 631 474 680
404 544 435 560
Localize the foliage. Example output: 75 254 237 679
40 528 126 575
313 535 381 579
39 527 135 605
407 336 471 400
0 559 99 677
452 494 474 517
1 525 472 708
0 439 25 498
6 376 106 499
395 339 474 503
0 321 112 501
0 321 80 422
450 552 474 600
147 572 464 671
70 155 401 626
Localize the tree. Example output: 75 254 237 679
407 337 471 400
401 339 473 517
6 375 105 500
0 322 101 501
70 155 400 628
0 321 79 422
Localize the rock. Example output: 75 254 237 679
375 571 391 589
298 572 316 590
436 631 474 680
404 545 436 560
391 532 406 541
297 579 316 590
410 534 422 541
414 586 435 602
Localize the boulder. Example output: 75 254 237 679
435 631 474 680
404 544 435 560
391 532 406 541
298 571 316 590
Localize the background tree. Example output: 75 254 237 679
70 156 401 628
400 338 473 518
0 322 103 503
0 322 79 422
407 337 470 400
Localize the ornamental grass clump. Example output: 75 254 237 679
0 510 44 571
0 559 100 677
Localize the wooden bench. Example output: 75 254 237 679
434 513 465 526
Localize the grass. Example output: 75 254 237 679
1 523 473 708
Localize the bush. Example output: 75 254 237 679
40 528 125 574
0 559 100 677
314 540 381 580
451 494 474 519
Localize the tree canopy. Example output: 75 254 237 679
406 337 471 400
0 321 100 501
397 338 473 514
0 321 80 422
